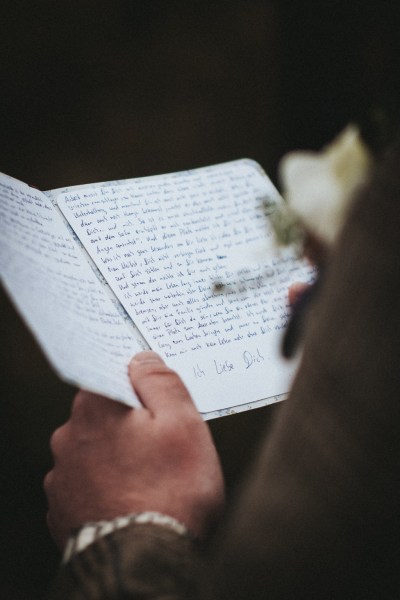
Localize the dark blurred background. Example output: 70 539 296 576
1 2 399 597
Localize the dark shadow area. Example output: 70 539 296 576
1 2 399 597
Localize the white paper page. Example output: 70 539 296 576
0 173 145 406
58 160 314 413
50 172 289 419
44 186 150 355
51 174 290 419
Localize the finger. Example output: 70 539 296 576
288 282 310 307
70 389 132 428
128 352 196 416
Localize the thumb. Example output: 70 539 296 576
128 351 197 416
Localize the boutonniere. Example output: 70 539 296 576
272 125 373 356
274 124 373 248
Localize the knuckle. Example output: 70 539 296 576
158 370 195 406
49 425 67 459
70 391 88 419
43 470 53 494
135 361 189 394
135 360 173 378
159 367 185 391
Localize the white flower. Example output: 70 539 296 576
278 125 372 245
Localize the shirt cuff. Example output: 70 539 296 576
62 512 191 563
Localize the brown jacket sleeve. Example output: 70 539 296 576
47 523 205 599
208 142 400 599
49 143 400 599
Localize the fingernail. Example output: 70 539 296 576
130 351 164 365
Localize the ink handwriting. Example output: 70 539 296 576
243 348 265 369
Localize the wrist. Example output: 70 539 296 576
62 511 192 563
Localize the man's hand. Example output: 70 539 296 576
44 352 225 549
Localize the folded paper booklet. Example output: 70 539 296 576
0 159 314 419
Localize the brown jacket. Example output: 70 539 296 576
49 142 400 599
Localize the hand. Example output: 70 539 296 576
44 352 225 549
